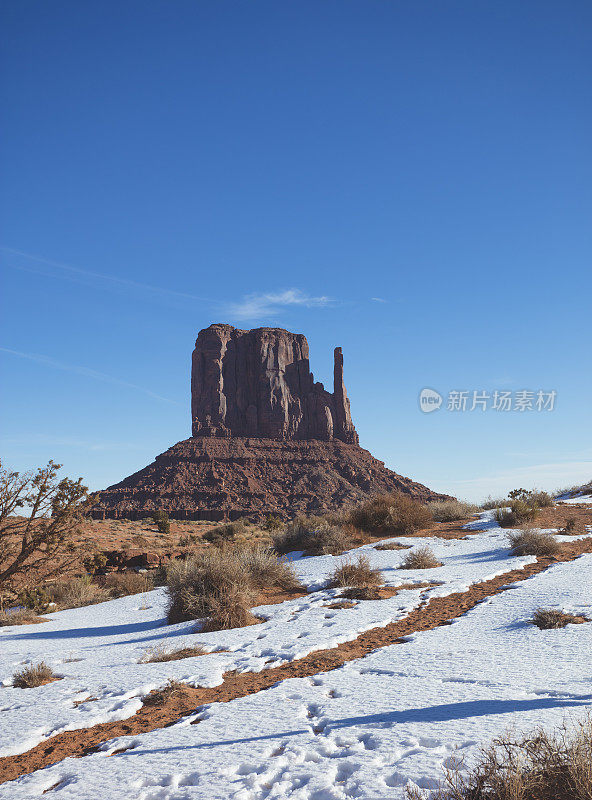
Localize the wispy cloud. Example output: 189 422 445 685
224 289 333 321
1 247 212 305
371 297 387 303
0 347 181 405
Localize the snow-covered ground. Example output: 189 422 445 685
1 514 591 799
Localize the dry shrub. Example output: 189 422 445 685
529 490 554 508
0 608 45 626
399 546 442 570
495 500 538 528
104 572 153 598
480 496 509 510
166 545 300 629
143 678 189 706
329 554 384 589
141 643 209 662
273 516 354 555
428 500 478 522
202 519 247 544
406 715 592 800
348 493 432 535
47 576 109 609
508 530 561 557
13 661 57 688
531 608 589 630
564 517 578 533
374 540 411 551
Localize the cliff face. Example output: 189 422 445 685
190 324 358 444
93 323 451 521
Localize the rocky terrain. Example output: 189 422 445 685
93 325 448 521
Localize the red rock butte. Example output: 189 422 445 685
92 324 449 521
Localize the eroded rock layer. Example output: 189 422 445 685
92 436 449 521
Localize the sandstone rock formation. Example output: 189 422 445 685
93 324 449 521
191 324 358 444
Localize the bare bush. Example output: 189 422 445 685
531 608 589 629
374 541 410 551
428 500 478 522
166 545 299 629
399 546 442 570
0 608 44 626
480 496 509 510
46 576 109 609
141 643 209 662
202 519 247 544
348 493 432 535
508 530 561 557
0 460 91 592
406 715 592 800
273 516 354 555
329 554 384 589
104 572 153 598
13 661 57 688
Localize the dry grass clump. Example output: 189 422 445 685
273 516 354 555
531 608 589 630
480 496 509 510
47 576 109 609
166 545 301 630
529 490 554 508
141 643 209 662
13 661 58 688
508 530 561 557
202 519 247 544
428 500 478 522
329 554 384 589
104 572 153 598
0 608 45 626
495 500 538 528
406 715 592 800
143 678 189 706
399 546 442 570
374 540 411 551
348 493 432 535
564 517 578 533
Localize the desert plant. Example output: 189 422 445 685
495 498 538 528
0 608 45 626
348 493 432 535
374 540 411 551
564 516 577 533
229 544 301 590
17 586 52 613
531 608 588 629
406 715 592 800
46 576 109 609
0 460 91 591
508 530 561 557
263 514 284 531
273 516 354 555
83 552 108 575
480 496 509 510
202 519 247 544
428 500 478 522
152 510 171 535
13 661 57 688
141 643 209 662
399 546 442 569
329 554 384 589
104 572 153 598
201 586 261 632
528 490 554 508
143 678 188 706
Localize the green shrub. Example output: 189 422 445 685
152 509 171 535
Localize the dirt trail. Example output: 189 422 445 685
1 535 591 785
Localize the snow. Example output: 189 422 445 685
1 513 591 799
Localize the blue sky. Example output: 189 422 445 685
1 0 590 502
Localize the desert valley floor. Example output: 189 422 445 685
1 502 591 799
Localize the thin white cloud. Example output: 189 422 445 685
0 247 212 304
371 297 387 303
0 346 181 405
225 289 333 321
